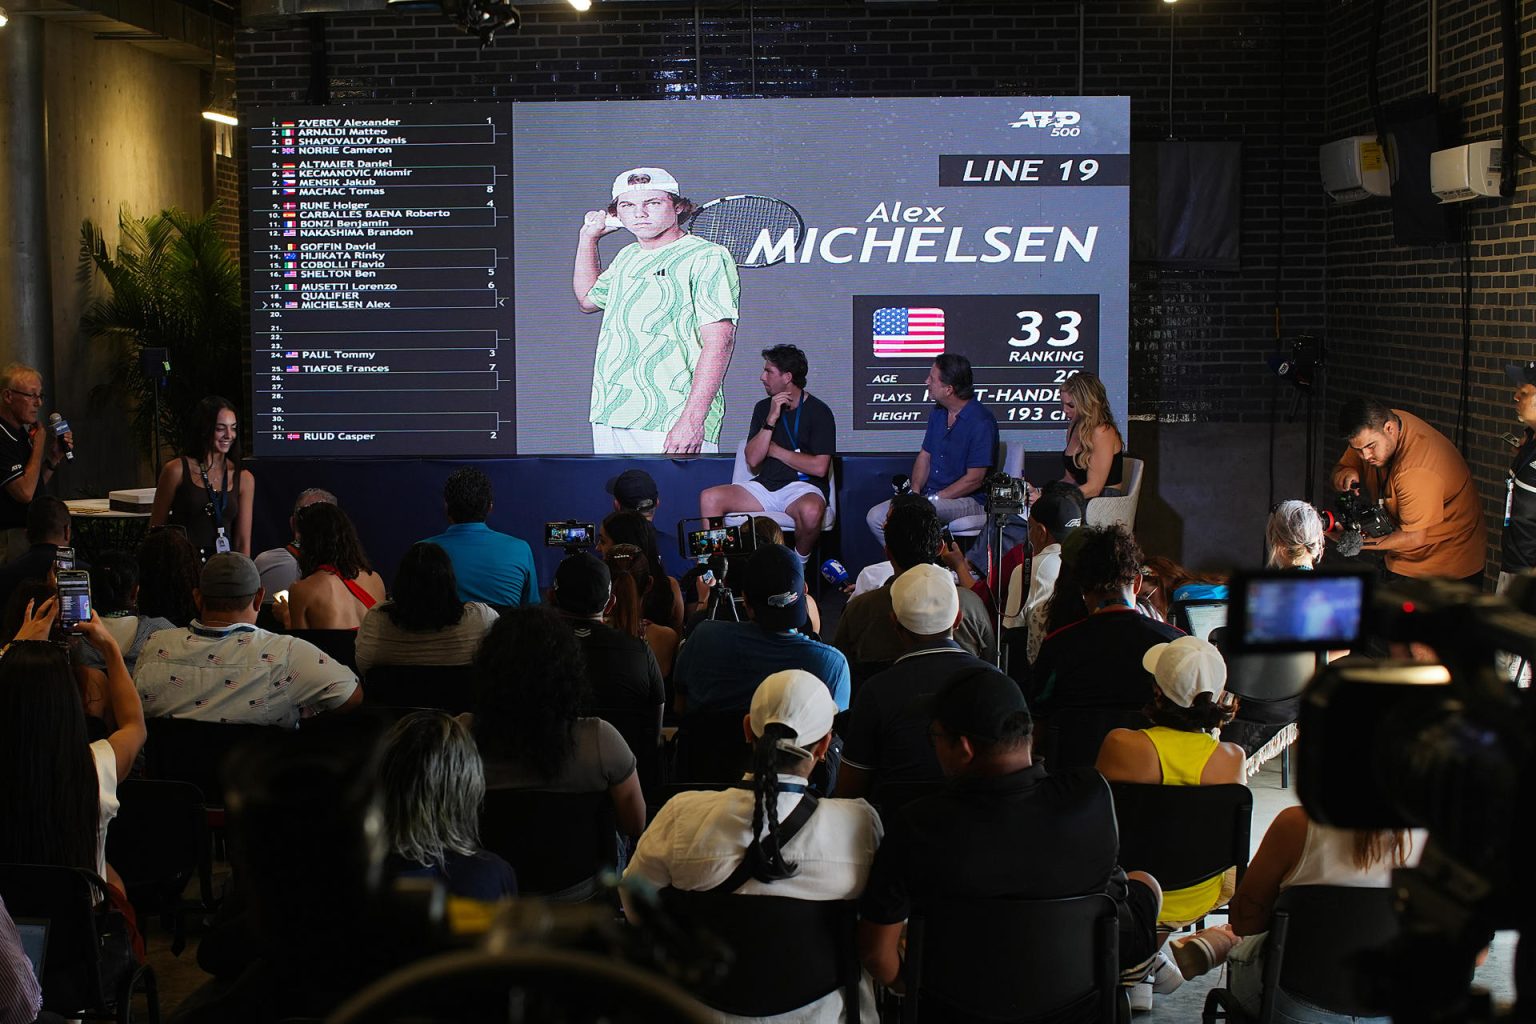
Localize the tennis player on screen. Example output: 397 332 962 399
573 167 740 455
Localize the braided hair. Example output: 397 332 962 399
745 722 808 883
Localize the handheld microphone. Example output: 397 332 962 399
820 559 850 588
891 474 912 497
47 413 75 461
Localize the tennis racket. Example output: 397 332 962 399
687 194 804 268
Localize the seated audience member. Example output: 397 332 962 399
134 552 362 727
1027 525 1183 719
0 894 42 1024
622 669 883 1022
274 502 386 631
606 467 671 567
1267 499 1325 570
253 487 337 600
748 516 821 634
1096 637 1246 950
857 666 1163 988
472 606 646 896
833 500 996 674
600 509 683 631
849 493 937 599
355 542 497 675
1006 483 1085 653
0 495 81 611
1140 555 1227 624
79 550 176 676
837 563 991 800
0 599 146 890
604 543 680 678
421 467 538 608
1172 807 1424 1018
674 544 851 715
136 526 203 628
378 710 517 901
552 552 665 767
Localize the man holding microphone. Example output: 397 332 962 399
1330 396 1484 586
0 363 71 562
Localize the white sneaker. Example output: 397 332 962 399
1128 980 1154 1013
1148 950 1185 994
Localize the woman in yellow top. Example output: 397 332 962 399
1095 636 1246 967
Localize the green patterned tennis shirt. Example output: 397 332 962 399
587 233 740 441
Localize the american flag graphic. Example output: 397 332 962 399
873 307 945 358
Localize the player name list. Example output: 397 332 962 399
248 105 516 457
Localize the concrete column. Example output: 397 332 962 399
1 14 54 374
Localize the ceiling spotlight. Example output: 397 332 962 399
0 7 10 27
202 110 239 126
568 0 591 10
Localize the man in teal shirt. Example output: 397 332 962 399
421 467 538 608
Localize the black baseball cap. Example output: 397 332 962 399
553 552 611 616
744 544 808 631
1507 363 1536 387
605 470 658 512
926 665 1032 741
1032 490 1084 540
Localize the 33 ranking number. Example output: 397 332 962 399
1009 309 1083 348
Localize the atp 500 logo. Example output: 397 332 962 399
1008 110 1082 136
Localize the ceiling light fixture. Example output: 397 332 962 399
202 110 239 126
0 7 10 27
568 0 591 10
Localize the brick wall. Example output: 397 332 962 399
1324 0 1535 576
235 0 1328 425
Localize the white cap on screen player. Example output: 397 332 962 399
612 167 680 200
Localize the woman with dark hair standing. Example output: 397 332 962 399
473 606 646 898
0 598 146 888
276 502 386 631
622 670 882 1022
137 526 201 627
599 510 684 631
378 710 517 901
356 542 498 674
148 395 255 558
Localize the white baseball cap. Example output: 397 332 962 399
611 167 681 201
1142 636 1227 708
891 563 961 635
749 670 837 758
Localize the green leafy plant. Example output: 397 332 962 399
78 206 243 461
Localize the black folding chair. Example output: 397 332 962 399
285 628 358 671
363 663 478 715
104 778 210 955
591 703 664 797
1203 885 1400 1022
670 708 751 785
1109 782 1252 924
659 890 862 1021
902 894 1121 1024
479 789 616 900
0 863 160 1024
1038 706 1150 770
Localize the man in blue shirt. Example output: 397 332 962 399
673 543 850 714
420 467 538 608
866 353 999 545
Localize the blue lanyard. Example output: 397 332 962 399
198 461 229 527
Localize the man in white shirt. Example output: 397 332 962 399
135 552 362 728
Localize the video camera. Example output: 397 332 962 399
985 472 1028 516
1318 482 1395 557
1226 568 1536 1021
